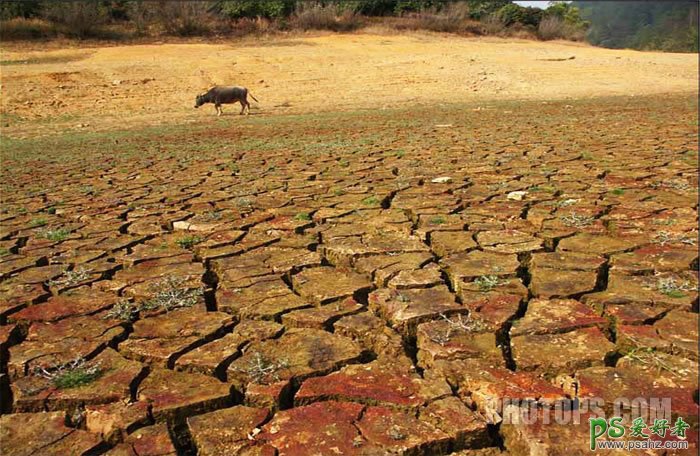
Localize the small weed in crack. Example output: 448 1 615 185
656 277 693 299
176 235 203 249
48 267 90 287
473 275 506 292
233 352 289 385
141 276 203 312
429 313 486 346
653 231 696 246
33 358 103 389
102 299 139 322
39 228 71 241
560 212 595 228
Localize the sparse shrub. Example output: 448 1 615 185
362 195 380 206
33 357 103 389
236 197 253 208
473 275 505 291
292 2 363 32
0 17 55 41
41 228 70 242
141 276 203 312
478 12 505 34
294 212 311 221
29 217 47 228
201 210 222 221
623 334 682 376
537 16 585 41
556 198 578 208
560 212 595 228
657 277 693 299
214 0 295 20
152 1 212 36
234 351 289 384
41 0 109 38
48 267 91 287
102 299 139 322
176 235 203 249
653 231 697 246
429 312 486 345
126 0 152 36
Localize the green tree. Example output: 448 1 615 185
497 3 543 27
575 1 698 52
0 1 41 20
212 0 295 19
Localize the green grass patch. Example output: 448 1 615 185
362 196 380 206
41 228 70 242
29 217 47 227
294 212 311 221
176 235 203 249
52 365 103 389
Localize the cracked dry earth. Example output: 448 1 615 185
0 94 698 456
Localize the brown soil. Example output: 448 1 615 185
1 32 697 138
0 32 698 455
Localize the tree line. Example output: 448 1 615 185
1 1 696 52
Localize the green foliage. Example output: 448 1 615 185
546 1 587 26
294 212 311 221
0 1 41 20
362 195 380 206
462 0 509 20
34 358 103 390
213 0 295 19
349 0 401 16
176 235 203 249
497 3 543 27
41 228 70 241
474 275 505 291
394 0 444 15
52 364 102 389
29 217 47 227
392 0 508 18
575 1 699 52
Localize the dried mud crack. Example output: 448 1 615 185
0 93 698 455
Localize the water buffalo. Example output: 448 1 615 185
194 86 259 116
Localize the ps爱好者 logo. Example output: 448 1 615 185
589 416 691 451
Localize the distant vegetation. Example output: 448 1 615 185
0 0 696 52
574 1 699 52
